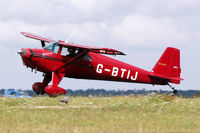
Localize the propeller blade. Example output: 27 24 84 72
65 29 77 43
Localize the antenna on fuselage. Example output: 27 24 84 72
65 29 77 43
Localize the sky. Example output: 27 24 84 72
0 0 200 91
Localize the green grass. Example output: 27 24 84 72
0 95 200 133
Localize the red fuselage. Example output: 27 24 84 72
20 48 167 86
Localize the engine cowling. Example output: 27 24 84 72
45 85 66 97
32 82 46 95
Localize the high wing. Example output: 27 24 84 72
21 32 125 55
21 32 54 43
58 41 125 55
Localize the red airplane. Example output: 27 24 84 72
18 32 183 96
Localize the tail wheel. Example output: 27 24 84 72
173 89 178 94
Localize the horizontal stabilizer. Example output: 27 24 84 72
149 73 183 84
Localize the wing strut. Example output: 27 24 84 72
41 41 45 47
55 50 89 72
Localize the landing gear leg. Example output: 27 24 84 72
45 72 66 97
167 83 177 94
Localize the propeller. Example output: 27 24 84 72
65 29 77 43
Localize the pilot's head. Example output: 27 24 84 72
68 48 75 54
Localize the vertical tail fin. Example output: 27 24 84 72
151 47 182 84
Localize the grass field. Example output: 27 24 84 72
0 95 200 133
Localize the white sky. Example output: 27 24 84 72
0 0 199 91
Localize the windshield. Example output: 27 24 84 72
44 42 60 54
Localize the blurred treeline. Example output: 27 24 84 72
1 88 200 97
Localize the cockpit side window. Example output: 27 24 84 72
44 42 60 54
67 48 77 57
44 42 54 51
53 45 60 54
61 47 69 56
61 47 78 57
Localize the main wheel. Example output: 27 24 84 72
32 82 45 95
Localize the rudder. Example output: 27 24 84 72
151 47 182 84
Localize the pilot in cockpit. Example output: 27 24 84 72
67 48 76 57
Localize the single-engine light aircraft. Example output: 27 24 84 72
18 32 183 96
